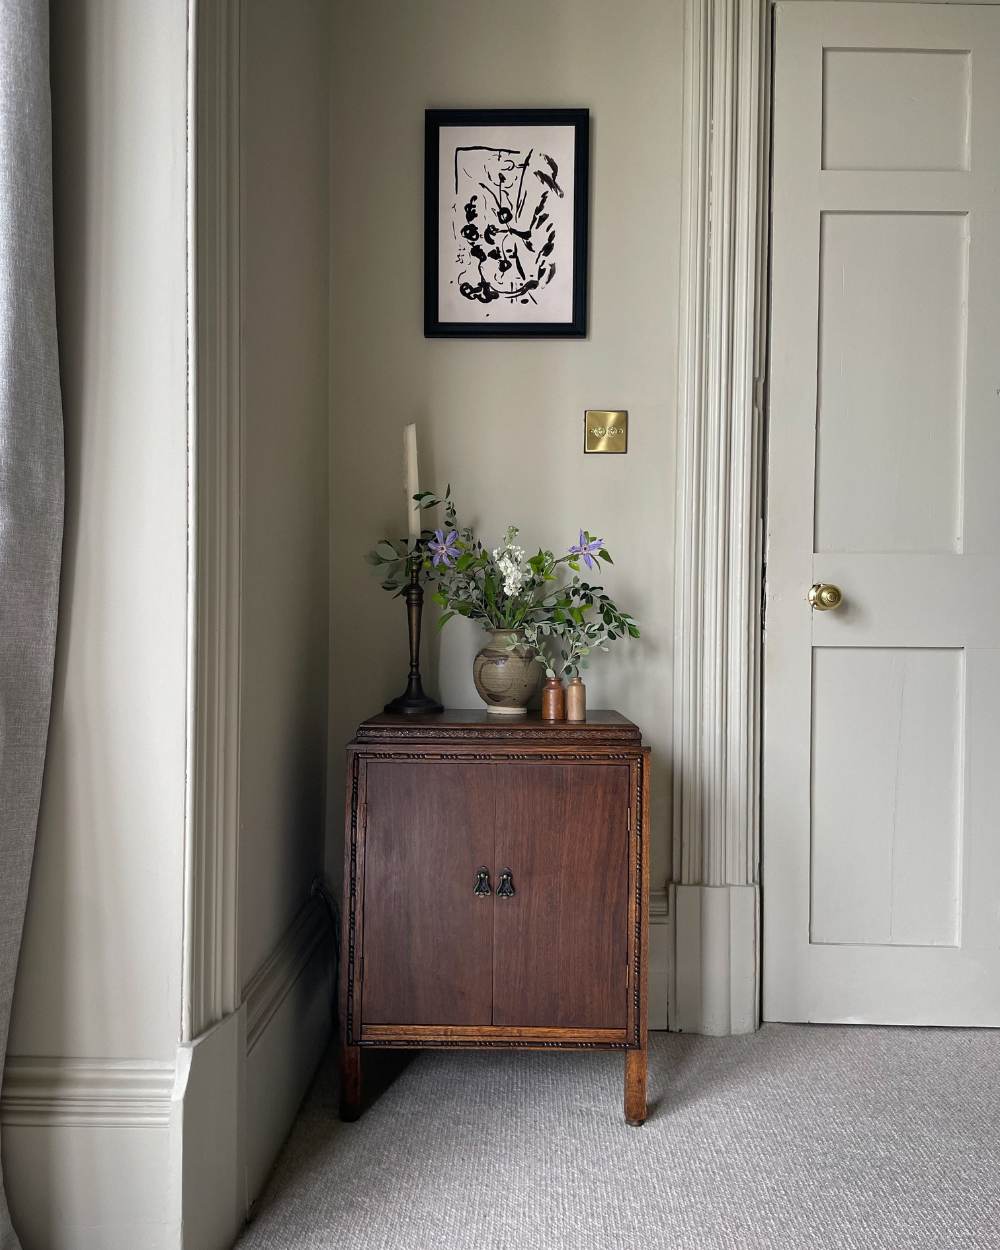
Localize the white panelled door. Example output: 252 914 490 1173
764 2 1000 1024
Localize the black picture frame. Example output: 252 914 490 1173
424 108 590 339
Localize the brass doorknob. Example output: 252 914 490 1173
808 583 843 611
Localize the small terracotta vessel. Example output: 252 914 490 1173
541 676 566 721
565 676 586 722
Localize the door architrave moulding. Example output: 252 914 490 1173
670 0 770 1034
183 0 244 1043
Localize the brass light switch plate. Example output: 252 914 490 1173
584 410 628 454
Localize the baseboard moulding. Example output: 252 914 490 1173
671 883 760 1036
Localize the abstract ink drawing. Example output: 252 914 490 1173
453 146 561 308
425 110 589 338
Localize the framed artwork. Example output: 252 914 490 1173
424 108 590 338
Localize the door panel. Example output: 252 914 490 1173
814 210 966 556
361 761 494 1025
492 764 629 1029
820 48 970 173
764 3 1000 1024
810 647 963 949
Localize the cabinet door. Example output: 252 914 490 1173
361 761 494 1025
493 763 630 1029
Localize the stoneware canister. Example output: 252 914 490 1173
541 676 566 721
472 629 543 716
565 676 586 722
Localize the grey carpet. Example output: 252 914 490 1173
236 1026 1000 1250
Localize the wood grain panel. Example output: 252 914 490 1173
361 761 494 1025
360 1024 628 1045
493 763 629 1029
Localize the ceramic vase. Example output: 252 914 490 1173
472 629 543 716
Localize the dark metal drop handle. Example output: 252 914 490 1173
496 868 515 899
473 867 491 897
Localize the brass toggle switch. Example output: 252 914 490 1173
584 410 628 454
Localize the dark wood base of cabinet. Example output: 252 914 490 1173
624 1047 648 1126
339 1044 420 1122
339 1043 363 1122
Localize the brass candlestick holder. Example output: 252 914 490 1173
384 559 443 715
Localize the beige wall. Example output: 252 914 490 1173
239 0 331 985
328 0 683 891
10 0 188 1062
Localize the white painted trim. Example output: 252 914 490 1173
245 894 330 1053
1 899 332 1248
183 0 244 1042
672 884 759 1035
3 1112 178 1250
1 1058 175 1128
172 1011 246 1250
773 0 999 6
671 0 769 1032
647 889 672 1031
649 887 670 924
172 895 333 1241
244 899 333 1206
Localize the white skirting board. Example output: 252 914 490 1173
670 883 760 1035
648 888 671 1032
1 1059 179 1250
173 894 333 1247
243 897 333 1209
171 1010 247 1250
0 896 333 1250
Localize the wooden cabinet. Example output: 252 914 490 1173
340 710 650 1125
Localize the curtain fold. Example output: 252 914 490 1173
0 0 65 1246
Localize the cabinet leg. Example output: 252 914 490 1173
624 1046 647 1127
340 1043 363 1122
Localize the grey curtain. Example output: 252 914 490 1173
0 0 65 1246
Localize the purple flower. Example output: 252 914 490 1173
428 528 459 567
569 529 603 571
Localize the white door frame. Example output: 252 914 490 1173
184 0 244 1045
670 0 770 1035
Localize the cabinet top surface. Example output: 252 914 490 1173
354 708 642 745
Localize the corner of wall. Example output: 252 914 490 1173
244 898 333 1206
170 895 334 1248
171 1009 247 1250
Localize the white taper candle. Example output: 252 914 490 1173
404 422 420 543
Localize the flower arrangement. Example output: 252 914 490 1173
367 488 639 681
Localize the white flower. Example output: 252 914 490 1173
493 540 526 597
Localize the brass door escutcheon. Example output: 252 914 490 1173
496 868 516 899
